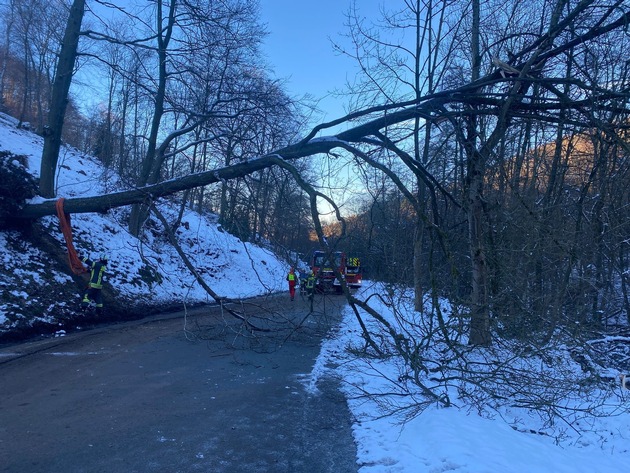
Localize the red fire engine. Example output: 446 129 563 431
310 250 362 293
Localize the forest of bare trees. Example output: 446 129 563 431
1 0 314 247
2 0 630 416
327 0 630 346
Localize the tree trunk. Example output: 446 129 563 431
465 0 492 346
39 0 85 198
413 216 425 311
127 0 176 236
467 157 491 345
0 1 15 108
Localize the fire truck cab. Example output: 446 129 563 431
310 250 362 293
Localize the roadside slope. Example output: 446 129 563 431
0 112 289 342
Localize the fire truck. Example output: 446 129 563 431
310 250 362 293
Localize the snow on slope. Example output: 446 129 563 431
0 112 288 334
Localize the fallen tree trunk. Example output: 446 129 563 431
17 99 447 220
18 140 337 219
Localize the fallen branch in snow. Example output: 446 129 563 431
150 204 270 332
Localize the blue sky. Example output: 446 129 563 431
259 0 380 122
83 1 381 124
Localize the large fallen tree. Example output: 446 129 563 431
17 67 629 221
17 97 448 219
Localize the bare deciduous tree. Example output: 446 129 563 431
40 0 85 198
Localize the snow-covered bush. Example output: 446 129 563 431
0 151 37 228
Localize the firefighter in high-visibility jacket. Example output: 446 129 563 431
305 271 316 311
286 267 297 301
81 253 108 315
305 271 316 297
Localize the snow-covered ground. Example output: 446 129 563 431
1 113 628 472
313 283 629 472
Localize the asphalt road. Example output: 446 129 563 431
0 294 358 473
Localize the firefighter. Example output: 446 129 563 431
305 271 316 311
286 267 297 301
299 270 308 295
81 252 108 315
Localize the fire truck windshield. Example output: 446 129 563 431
313 252 342 268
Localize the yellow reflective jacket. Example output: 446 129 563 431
83 257 107 289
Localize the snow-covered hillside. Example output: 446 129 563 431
0 112 289 340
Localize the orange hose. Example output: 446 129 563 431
55 198 87 275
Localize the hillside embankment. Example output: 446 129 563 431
1 222 214 344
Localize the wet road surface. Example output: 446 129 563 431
0 294 358 473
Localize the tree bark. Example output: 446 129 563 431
39 0 85 198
